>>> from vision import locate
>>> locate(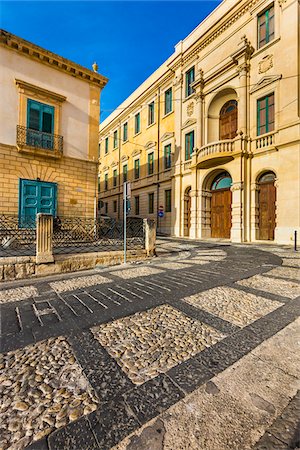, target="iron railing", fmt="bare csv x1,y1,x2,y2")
0,215,145,257
0,215,36,256
53,216,144,254
16,125,63,153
